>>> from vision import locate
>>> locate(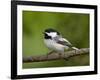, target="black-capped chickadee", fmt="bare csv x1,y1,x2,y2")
43,28,78,56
